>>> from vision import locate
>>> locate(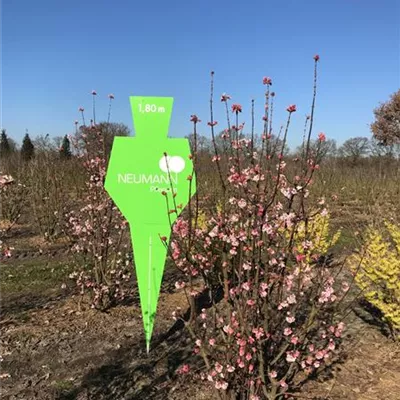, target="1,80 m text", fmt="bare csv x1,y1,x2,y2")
138,104,166,113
